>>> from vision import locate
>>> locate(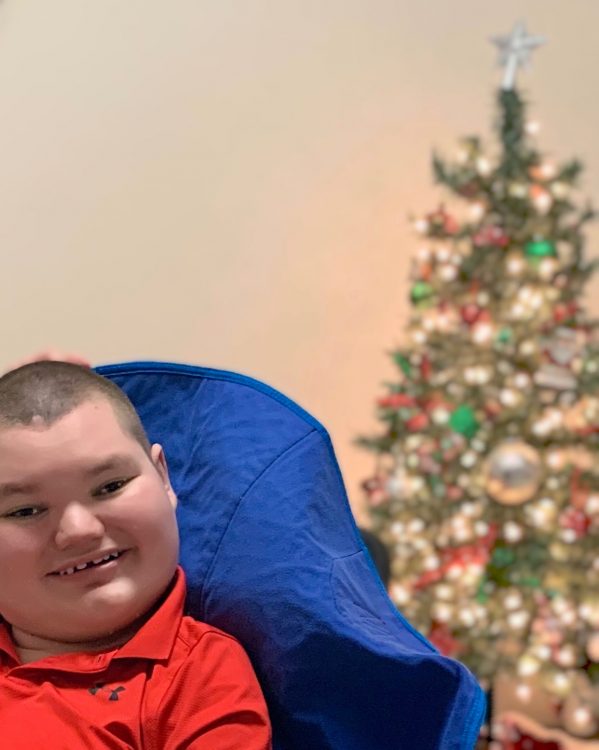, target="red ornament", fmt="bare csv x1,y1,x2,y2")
558,507,590,538
412,569,444,590
553,301,578,324
422,394,451,414
473,225,509,248
441,435,467,462
426,206,459,235
377,393,416,409
441,527,497,570
419,262,433,281
420,355,432,381
443,544,488,570
419,454,441,474
406,413,429,432
484,400,502,419
447,486,464,502
460,303,482,325
570,469,590,510
361,477,388,507
428,623,463,658
456,180,480,199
